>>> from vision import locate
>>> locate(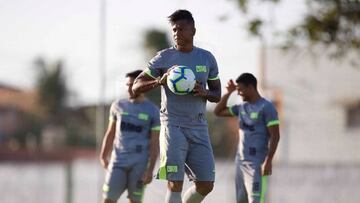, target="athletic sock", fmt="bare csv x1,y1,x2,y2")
182,186,205,203
165,189,182,203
